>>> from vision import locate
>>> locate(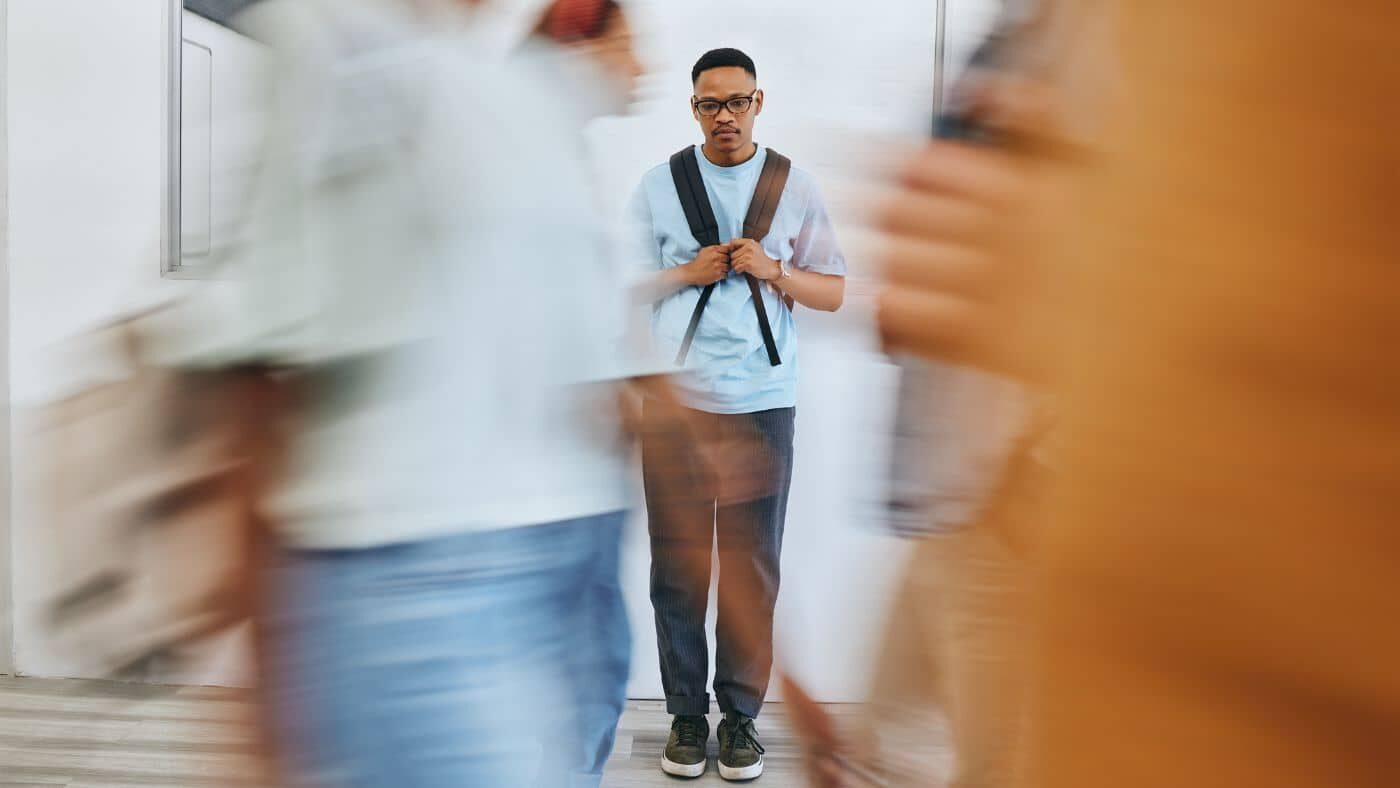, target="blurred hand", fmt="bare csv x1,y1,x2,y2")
730,238,782,281
615,384,645,447
876,79,1068,382
631,376,775,505
780,673,852,788
682,244,731,286
619,375,681,446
